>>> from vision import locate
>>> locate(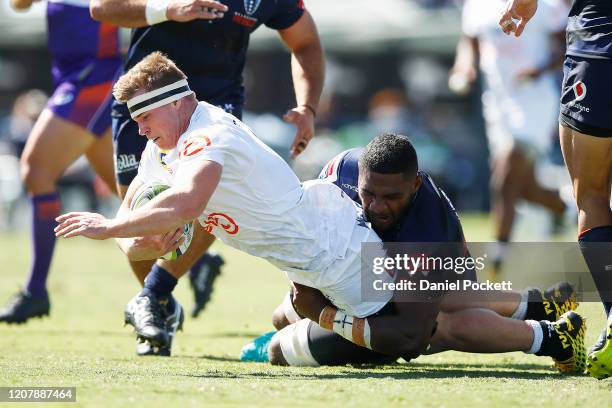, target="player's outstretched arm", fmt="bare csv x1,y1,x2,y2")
278,10,324,159
55,160,221,240
90,0,227,28
499,0,538,37
292,283,438,359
